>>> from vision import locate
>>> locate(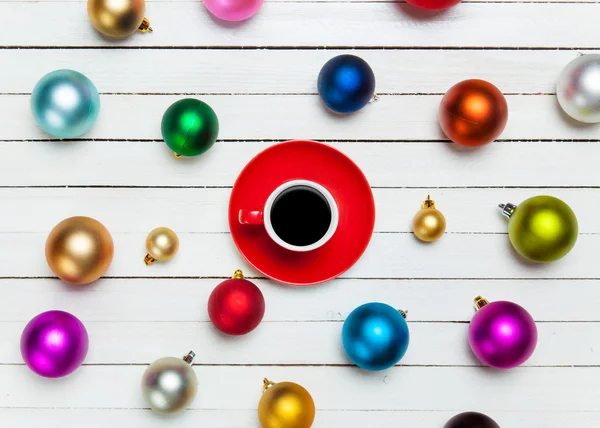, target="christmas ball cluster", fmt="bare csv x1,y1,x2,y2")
15,0,595,426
